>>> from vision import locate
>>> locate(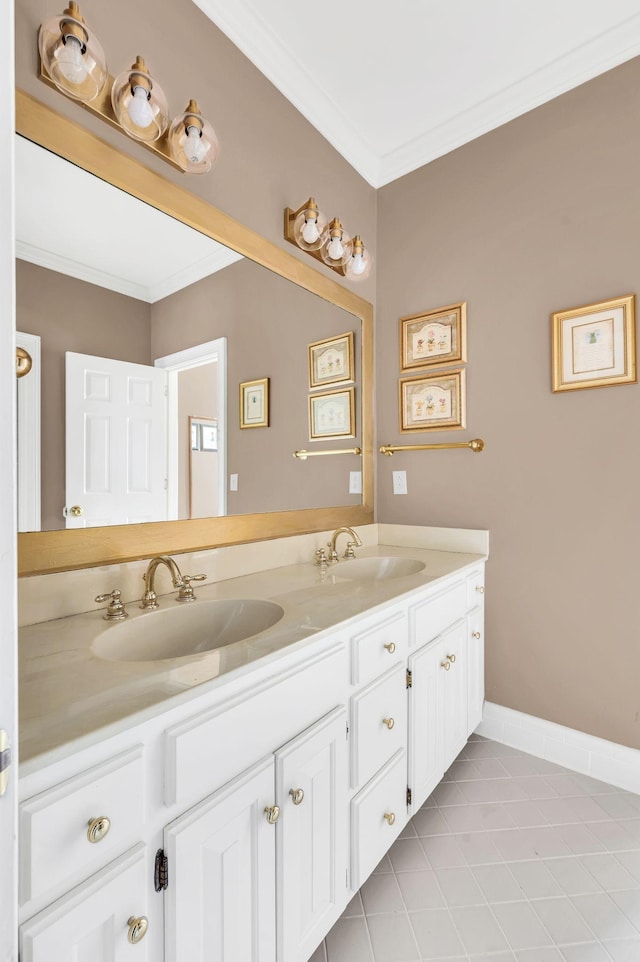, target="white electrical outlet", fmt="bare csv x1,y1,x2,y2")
392,470,407,495
229,473,238,491
349,471,362,494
